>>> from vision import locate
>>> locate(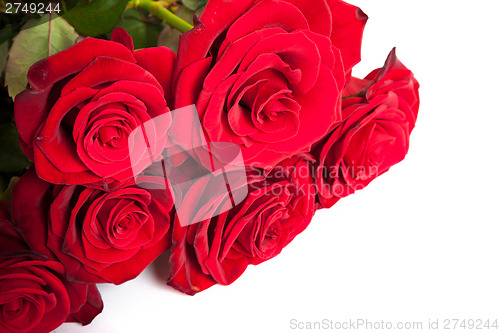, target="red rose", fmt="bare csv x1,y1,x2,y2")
173,0,367,170
14,28,175,190
11,167,173,284
313,49,420,208
0,201,103,333
168,156,316,295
